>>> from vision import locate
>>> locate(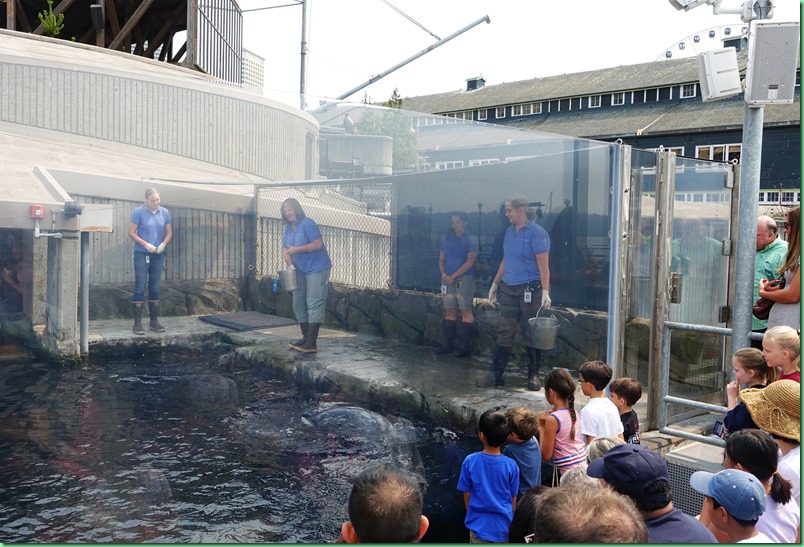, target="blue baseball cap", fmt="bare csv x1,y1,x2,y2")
586,444,669,504
690,469,766,521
